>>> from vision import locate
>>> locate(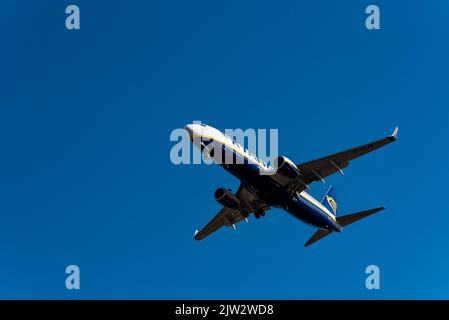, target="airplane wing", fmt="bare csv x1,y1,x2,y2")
297,127,398,185
193,185,269,241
